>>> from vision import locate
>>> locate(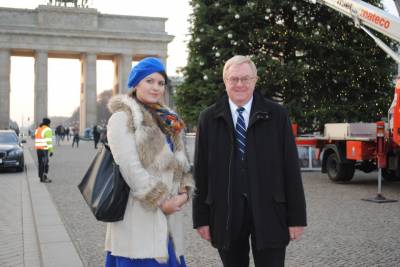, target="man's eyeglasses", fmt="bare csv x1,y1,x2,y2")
226,76,257,85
